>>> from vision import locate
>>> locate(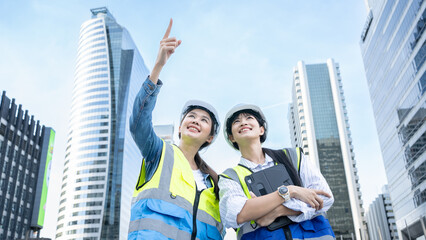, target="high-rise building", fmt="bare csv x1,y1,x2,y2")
154,124,175,144
288,59,366,239
359,0,425,239
0,91,55,240
366,185,399,240
55,7,149,240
